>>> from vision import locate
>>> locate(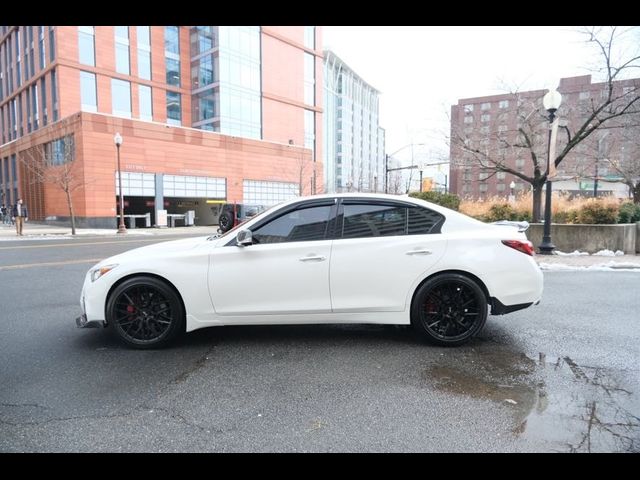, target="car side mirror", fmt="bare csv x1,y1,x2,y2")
236,229,253,247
